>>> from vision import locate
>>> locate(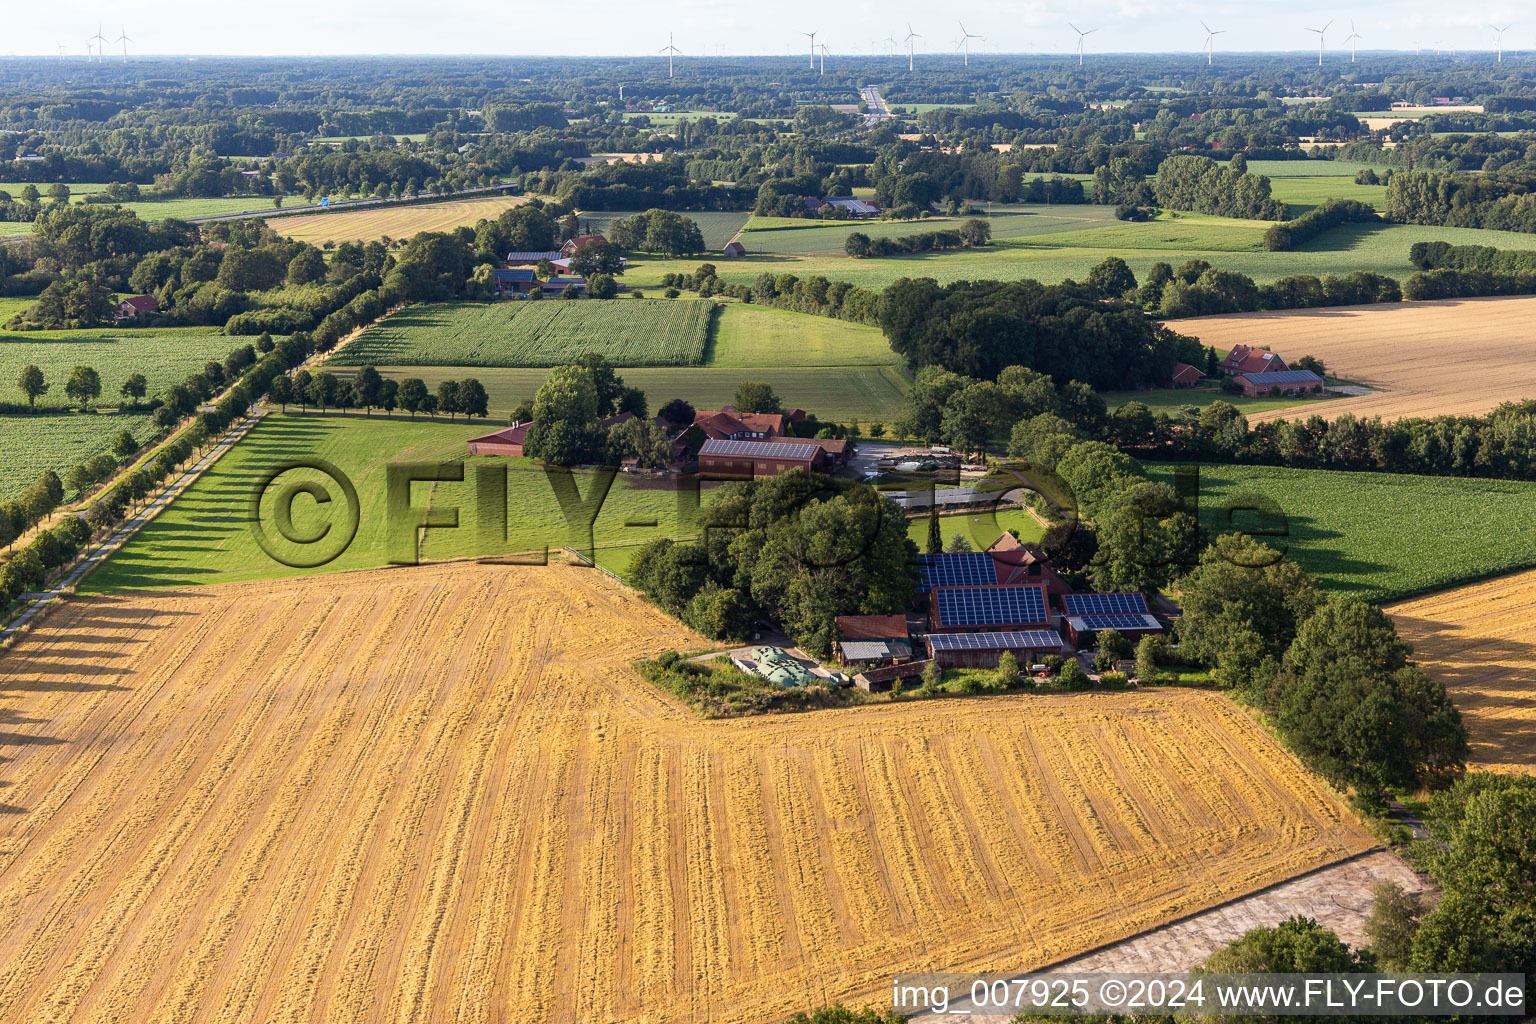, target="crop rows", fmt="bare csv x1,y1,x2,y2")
331,299,714,368
0,328,239,407
0,562,1374,1022
0,410,156,502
